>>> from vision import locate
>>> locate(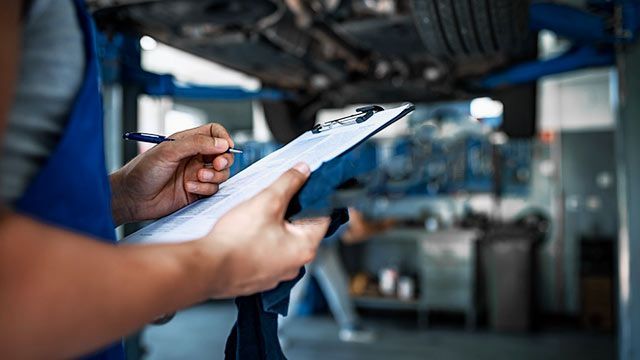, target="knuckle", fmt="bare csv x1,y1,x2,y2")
262,190,283,210
210,123,229,137
196,135,212,149
265,200,280,215
301,247,317,264
269,196,285,213
282,270,299,281
170,129,188,139
287,169,305,186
